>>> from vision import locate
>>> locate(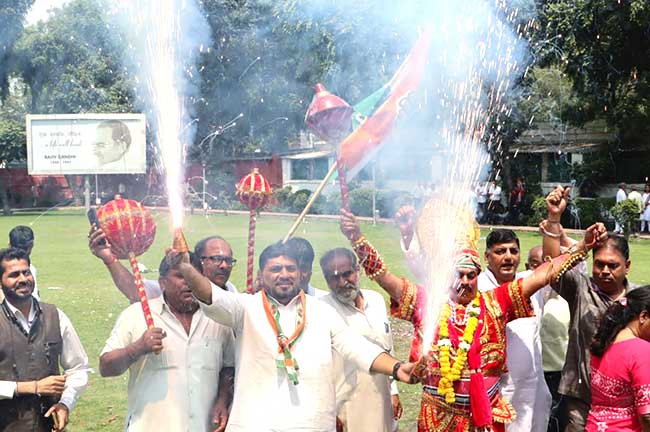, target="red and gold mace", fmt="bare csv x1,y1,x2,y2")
236,168,273,293
97,198,157,328
305,83,353,210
